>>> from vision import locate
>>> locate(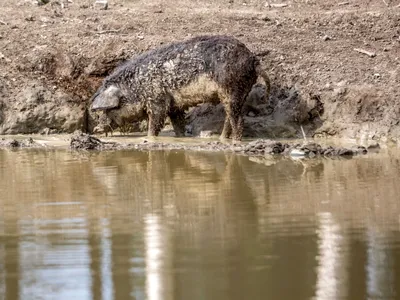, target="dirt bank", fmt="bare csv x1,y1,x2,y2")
0,0,399,141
